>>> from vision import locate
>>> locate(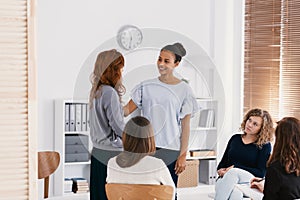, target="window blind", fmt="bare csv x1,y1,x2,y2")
0,0,37,199
244,0,300,121
280,0,300,119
